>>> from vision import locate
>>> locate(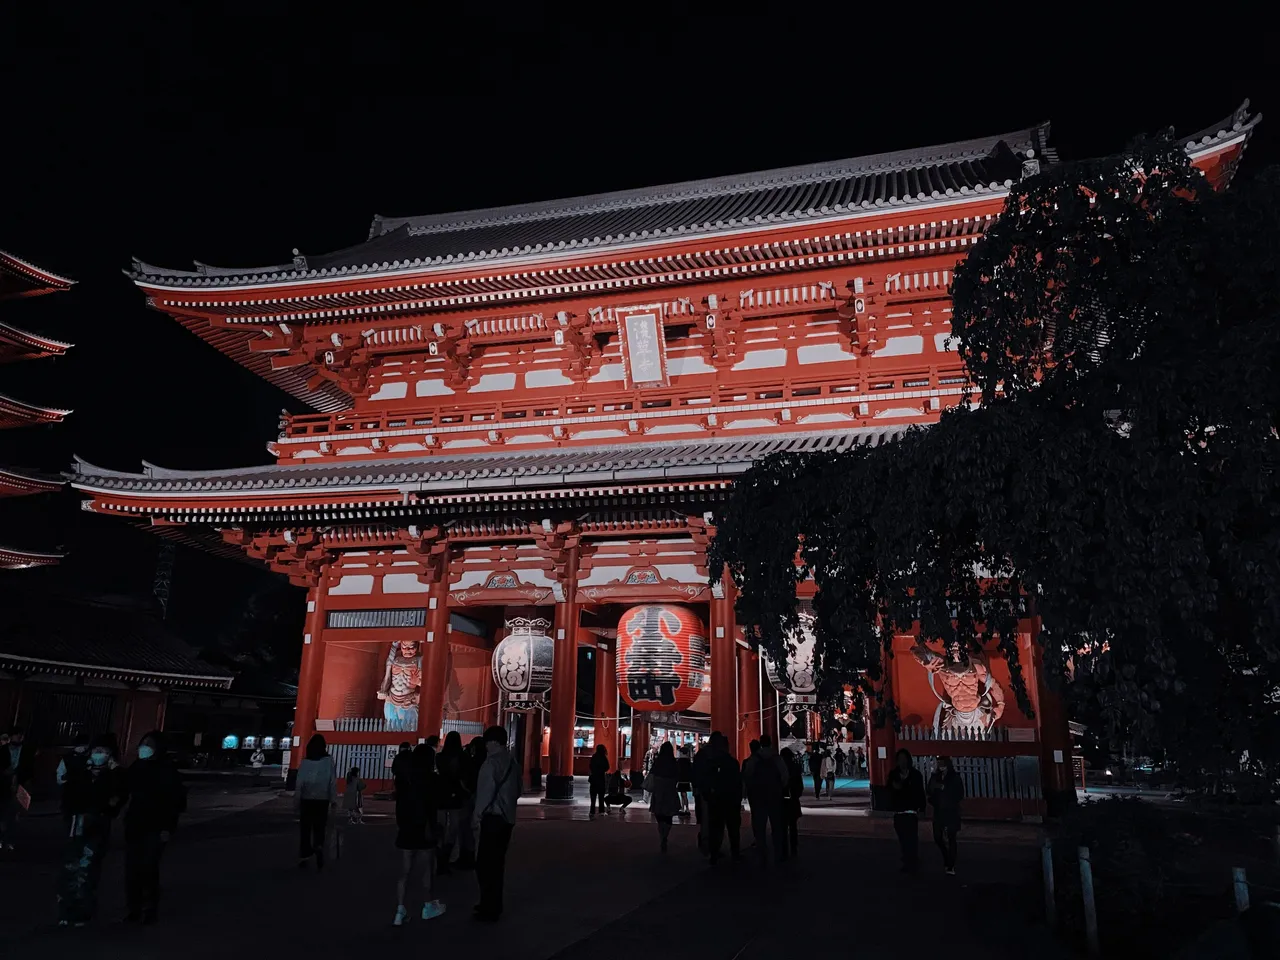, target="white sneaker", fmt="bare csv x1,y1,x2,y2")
393,905,409,926
421,900,447,921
